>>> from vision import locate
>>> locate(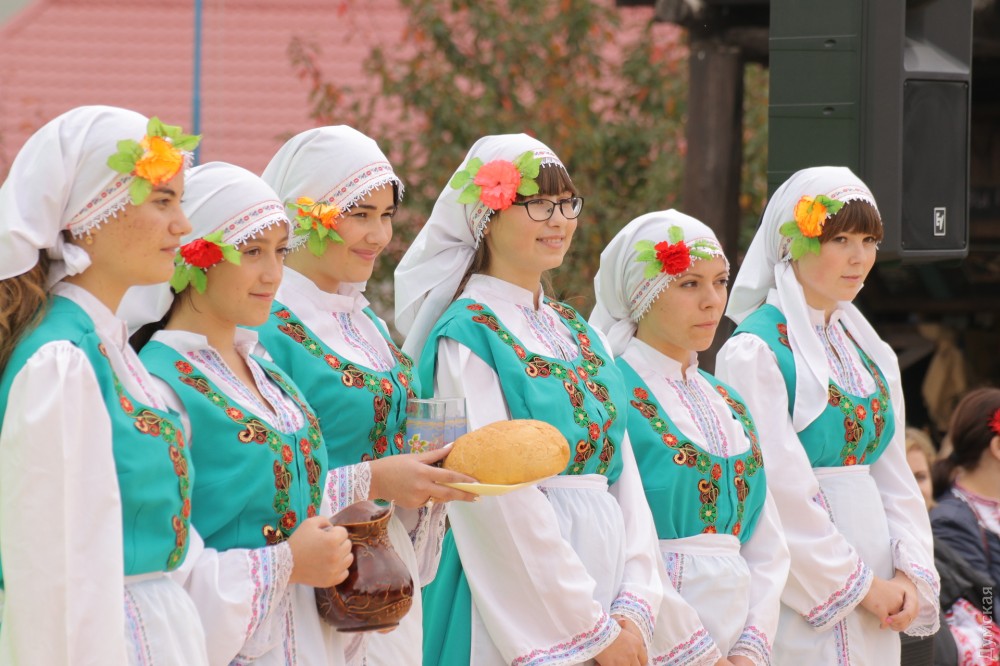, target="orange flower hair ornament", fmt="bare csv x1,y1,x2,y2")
287,197,342,257
449,150,543,211
634,225,717,280
779,194,845,259
107,117,201,205
170,230,241,293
